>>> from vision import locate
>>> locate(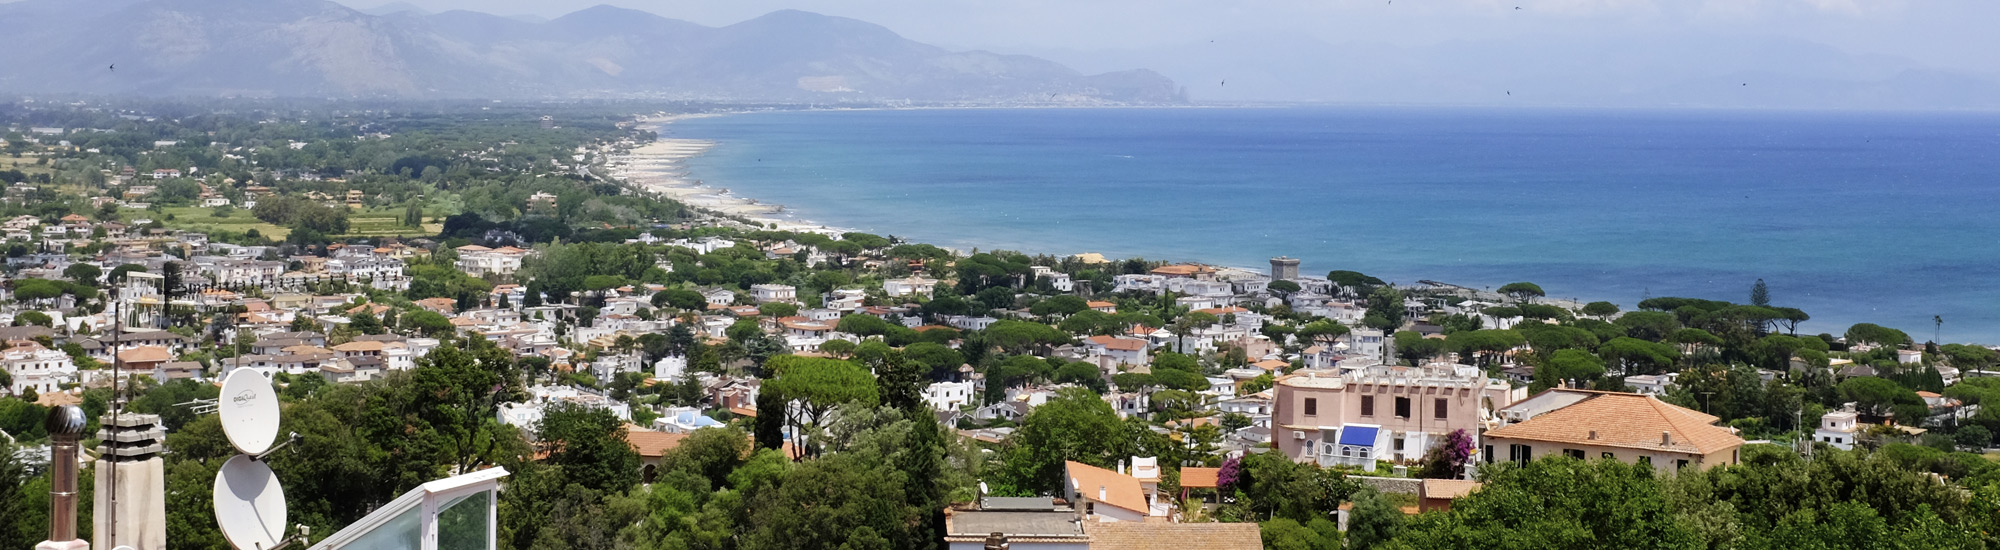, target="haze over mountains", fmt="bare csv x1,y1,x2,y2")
1030,30,2000,110
0,0,1182,103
